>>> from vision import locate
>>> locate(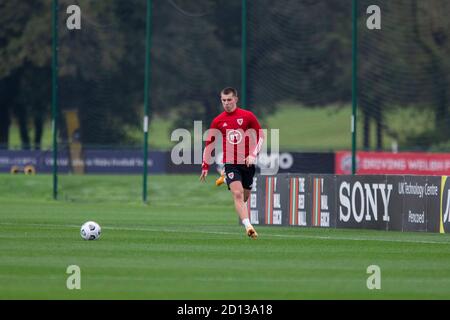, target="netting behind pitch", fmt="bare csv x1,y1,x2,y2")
358,0,450,152
57,0,146,202
150,0,240,132
150,0,240,173
56,0,240,200
247,0,353,151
